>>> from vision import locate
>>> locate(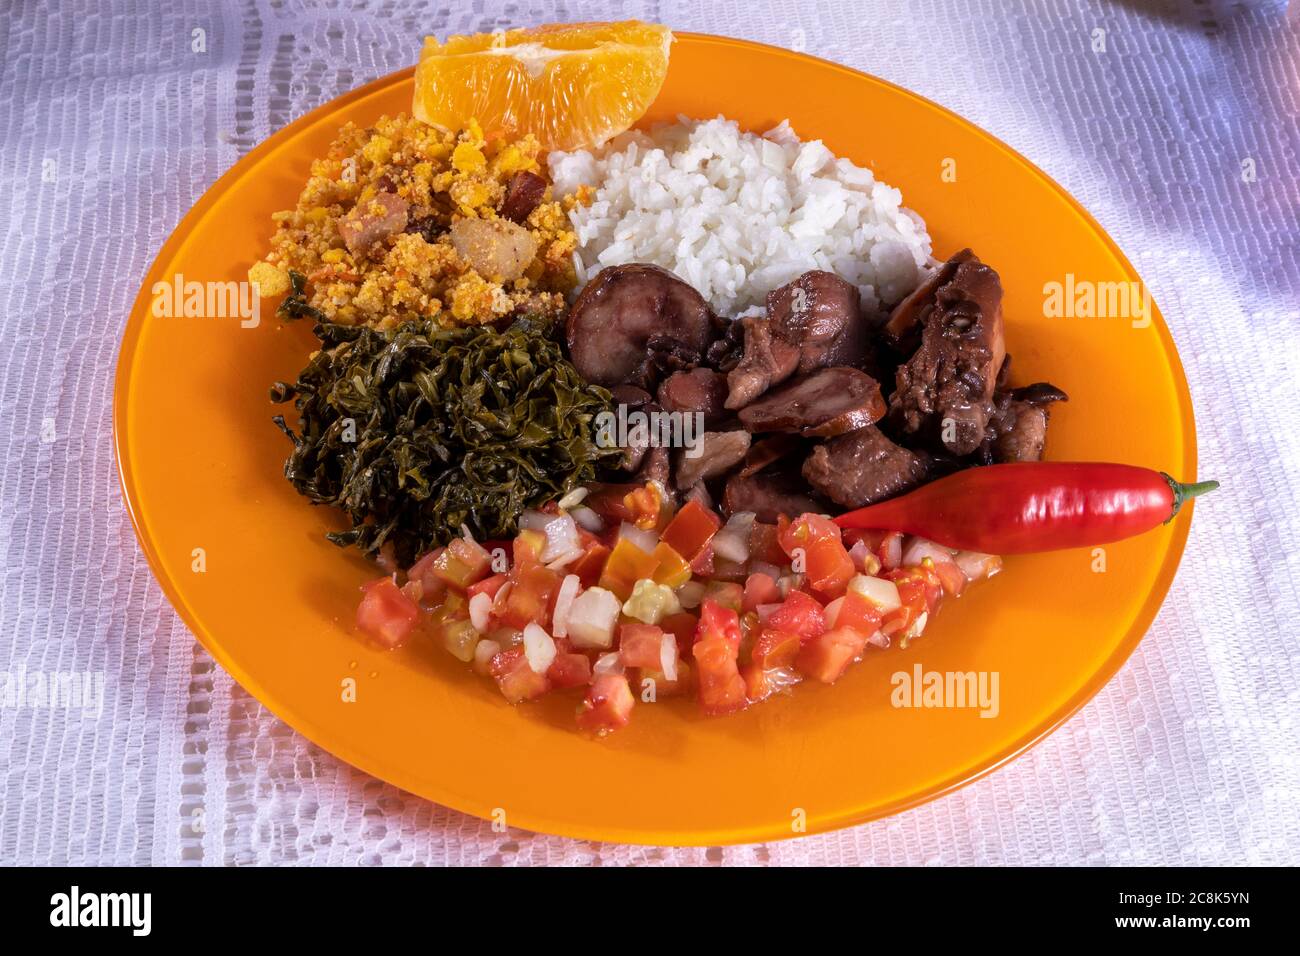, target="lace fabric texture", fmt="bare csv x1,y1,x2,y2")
0,0,1297,865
